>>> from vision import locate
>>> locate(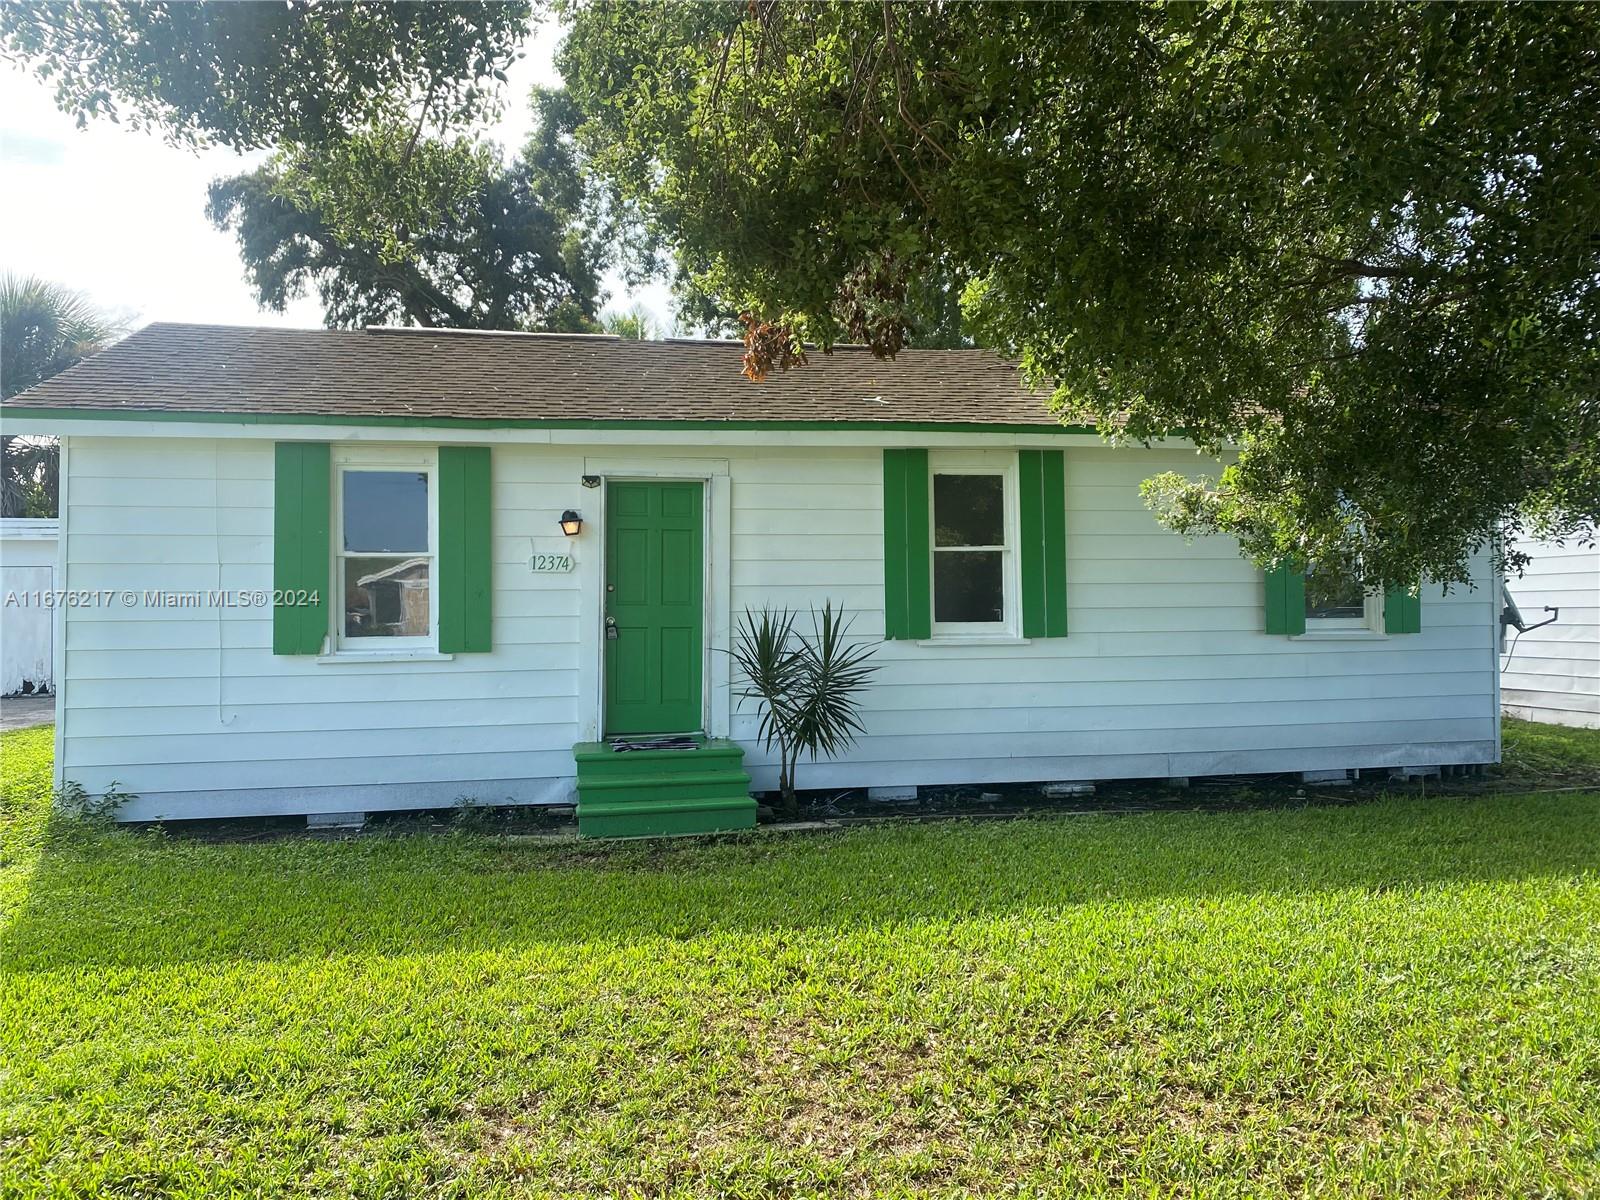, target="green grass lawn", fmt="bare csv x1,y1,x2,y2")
1502,715,1600,784
3,722,1600,1198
